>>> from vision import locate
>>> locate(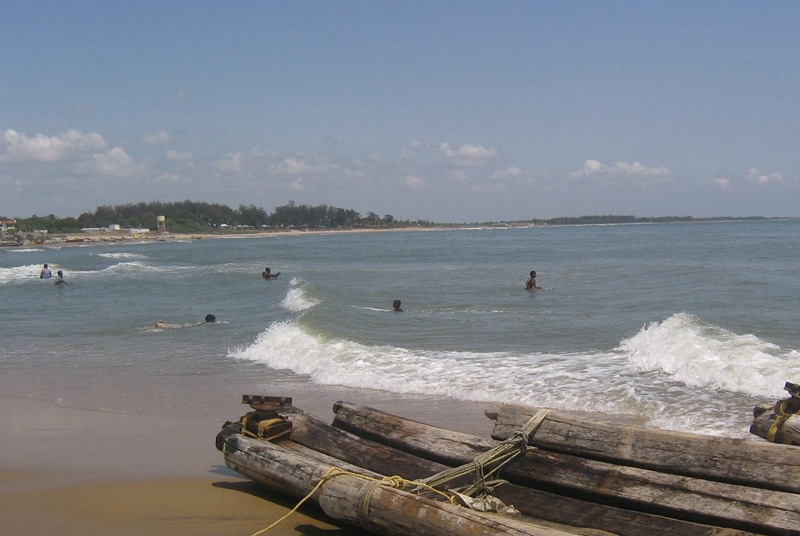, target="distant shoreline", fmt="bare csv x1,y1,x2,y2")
12,216,794,249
